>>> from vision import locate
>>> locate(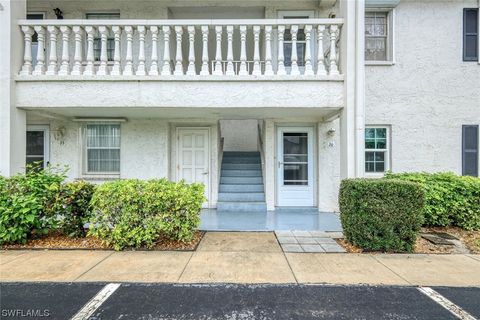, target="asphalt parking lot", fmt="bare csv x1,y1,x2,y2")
1,283,479,320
